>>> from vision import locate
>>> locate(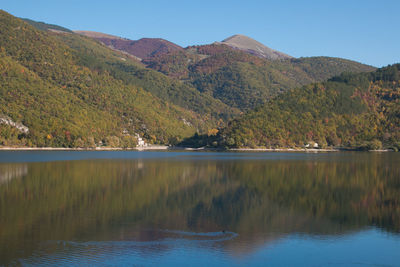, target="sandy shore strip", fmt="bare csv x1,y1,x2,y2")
230,148,340,152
